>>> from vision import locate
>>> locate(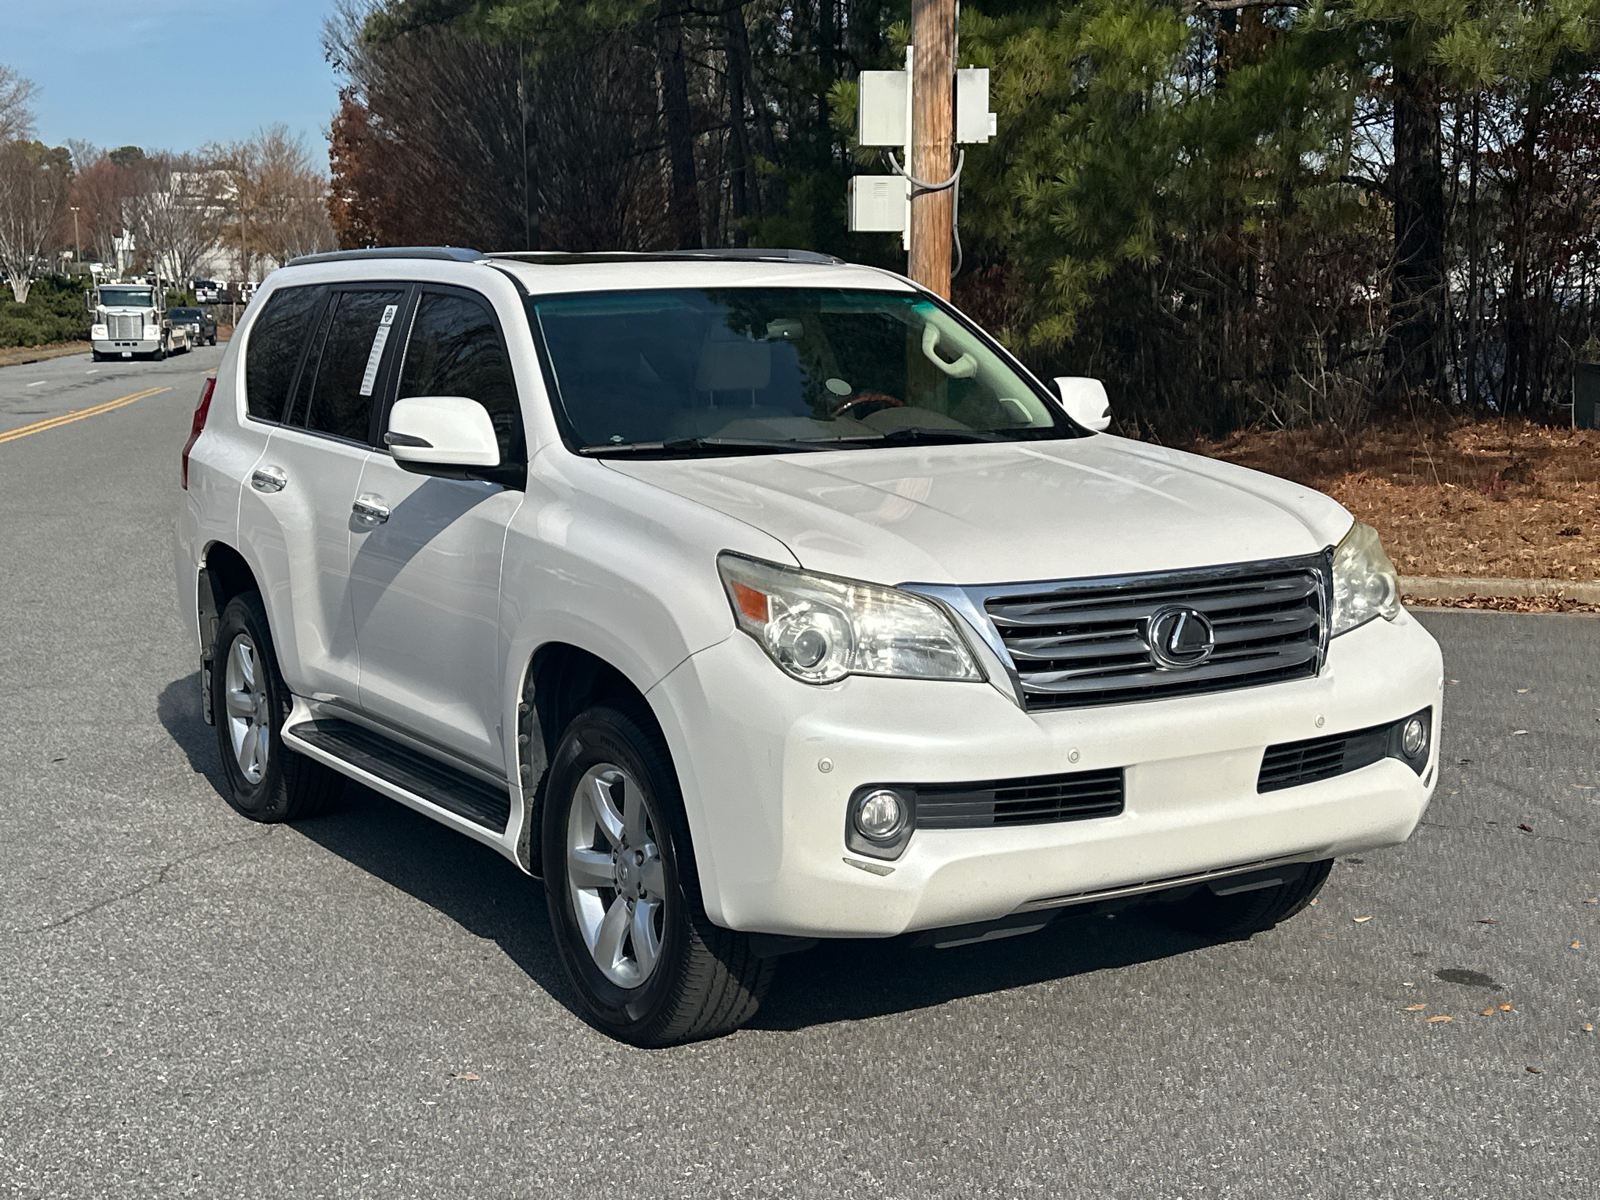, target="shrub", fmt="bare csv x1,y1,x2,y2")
0,276,90,347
